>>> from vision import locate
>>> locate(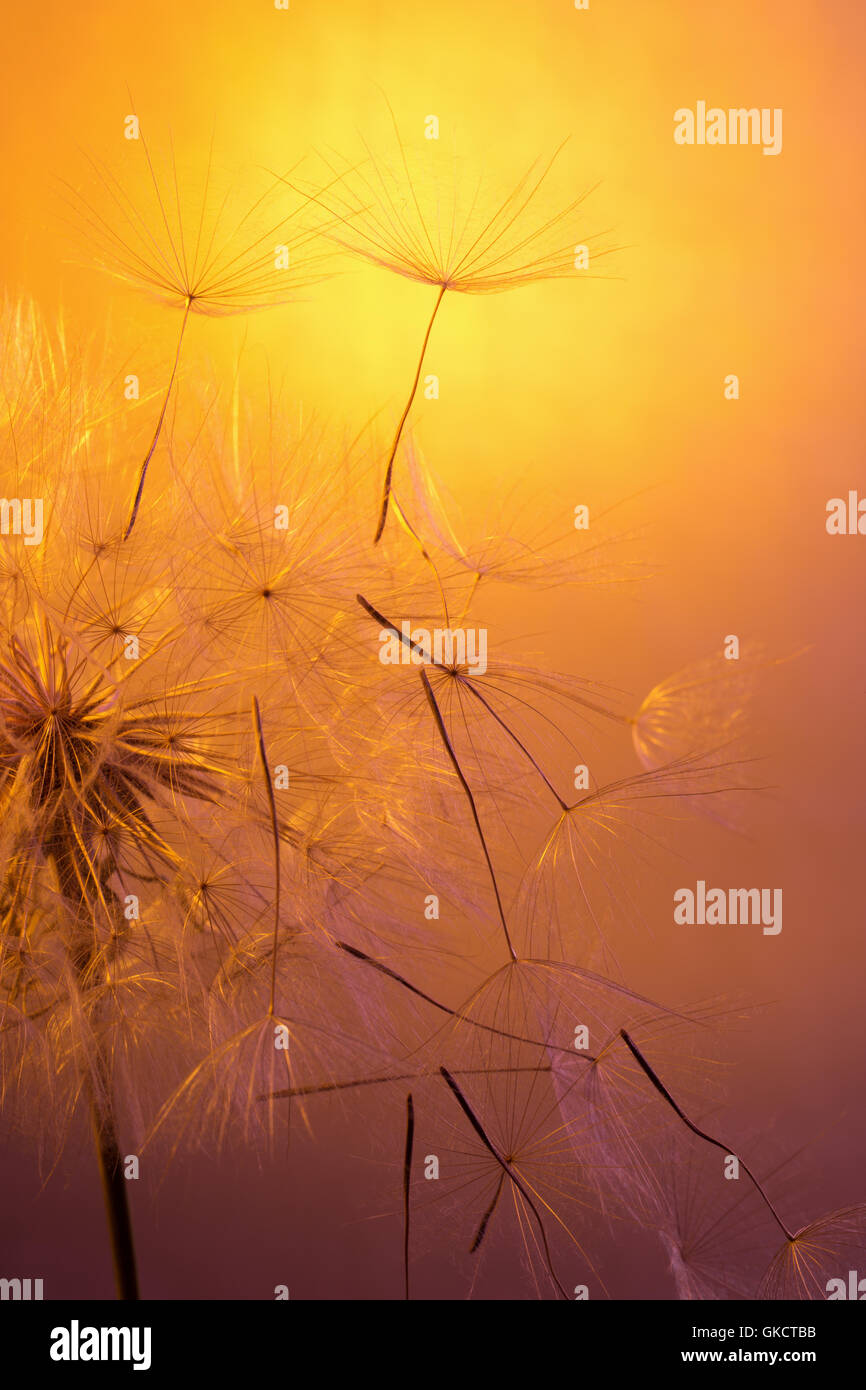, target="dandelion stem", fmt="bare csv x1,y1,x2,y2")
374,283,446,544
88,1087,140,1300
260,1065,554,1102
356,592,566,807
619,1030,795,1242
403,1093,414,1300
56,850,140,1298
252,695,281,1015
439,1066,569,1298
356,593,428,660
471,1173,505,1254
419,668,517,961
356,596,518,960
69,953,139,1299
461,679,568,811
456,572,482,628
391,494,451,627
123,298,192,540
334,941,592,1057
